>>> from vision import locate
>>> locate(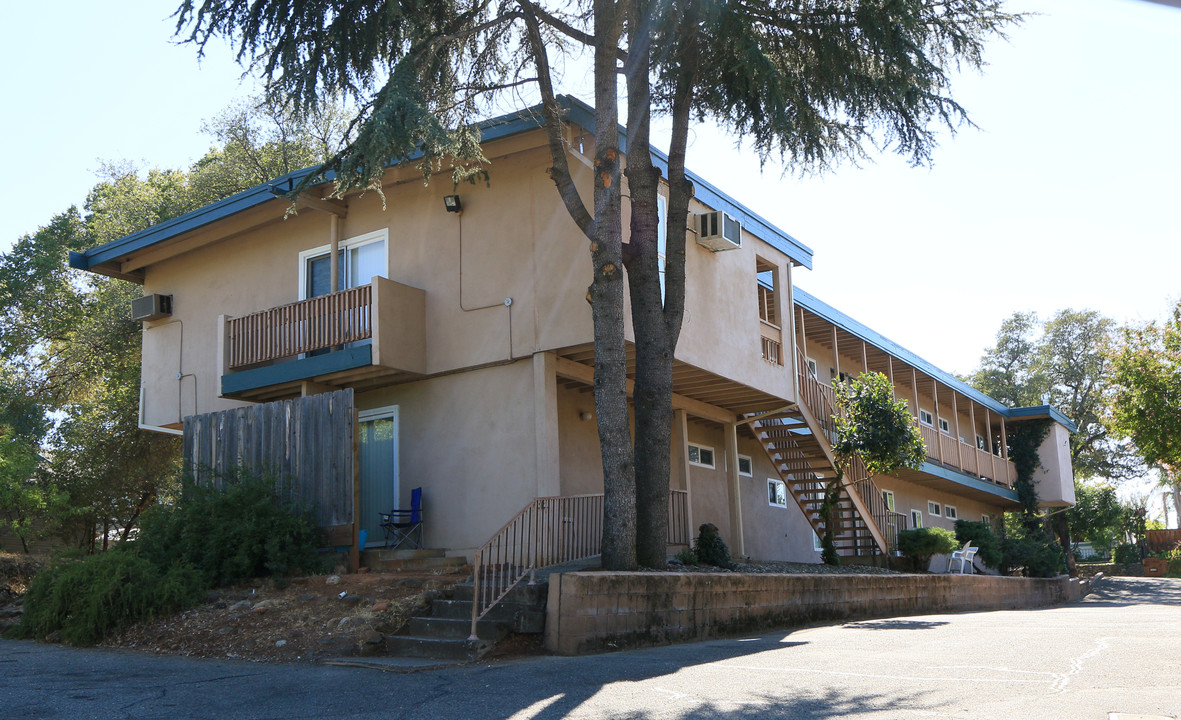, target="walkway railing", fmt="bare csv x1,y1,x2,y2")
469,490,690,640
226,285,372,369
